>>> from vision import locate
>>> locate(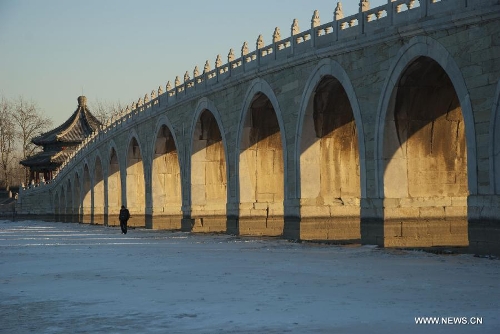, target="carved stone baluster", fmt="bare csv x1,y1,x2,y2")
184,71,190,83
335,2,344,20
360,0,370,12
166,81,172,92
203,60,211,74
215,54,222,67
311,10,320,28
194,66,201,84
174,76,180,87
291,18,300,36
158,85,163,96
273,27,281,43
256,35,264,49
241,41,249,63
228,48,235,62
